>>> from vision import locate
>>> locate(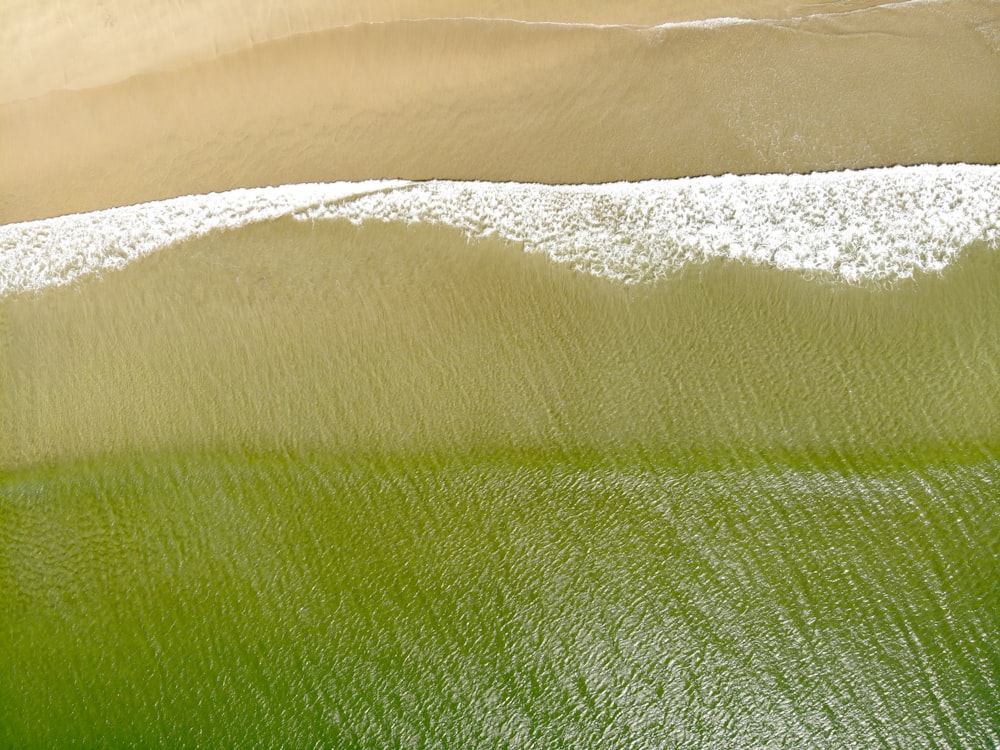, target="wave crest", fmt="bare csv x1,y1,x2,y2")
1,164,997,294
